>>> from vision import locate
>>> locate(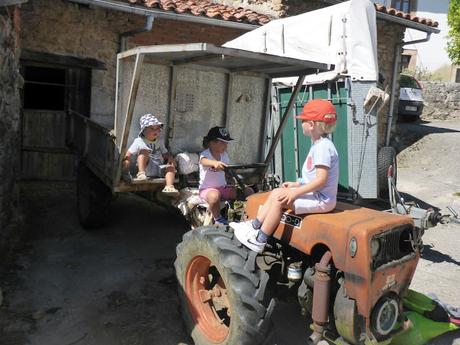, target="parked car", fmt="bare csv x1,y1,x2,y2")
398,74,424,119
